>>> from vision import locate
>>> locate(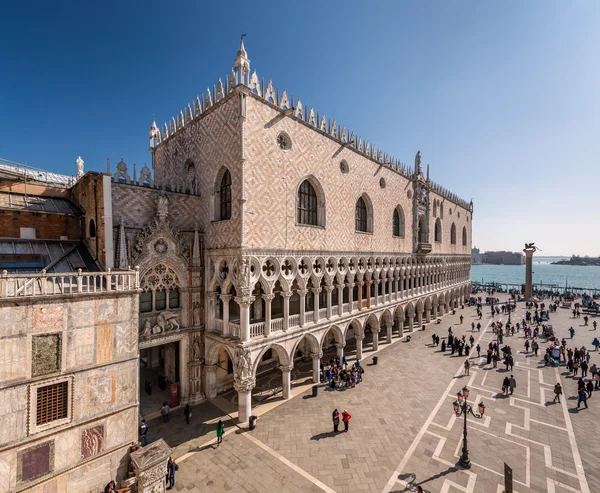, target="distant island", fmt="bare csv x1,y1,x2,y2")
552,255,600,266
471,247,524,265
